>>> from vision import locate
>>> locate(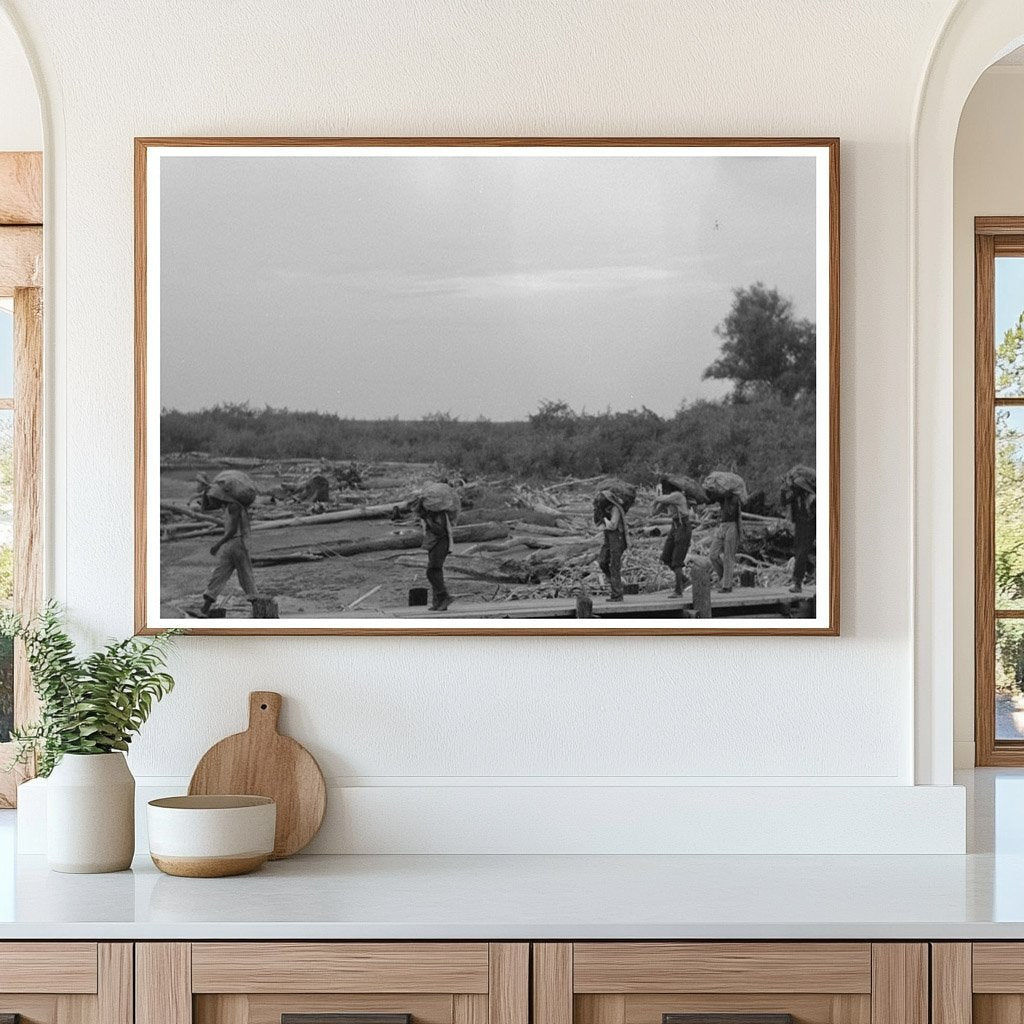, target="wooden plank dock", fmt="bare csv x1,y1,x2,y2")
351,585,815,620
